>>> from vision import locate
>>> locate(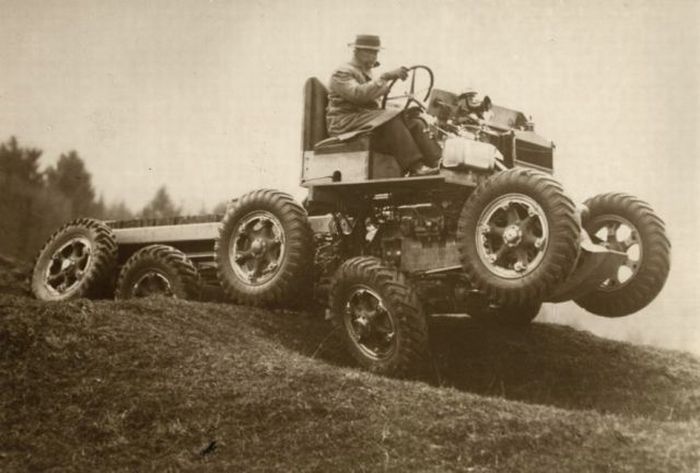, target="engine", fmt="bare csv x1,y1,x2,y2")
309,189,468,280
368,200,463,273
